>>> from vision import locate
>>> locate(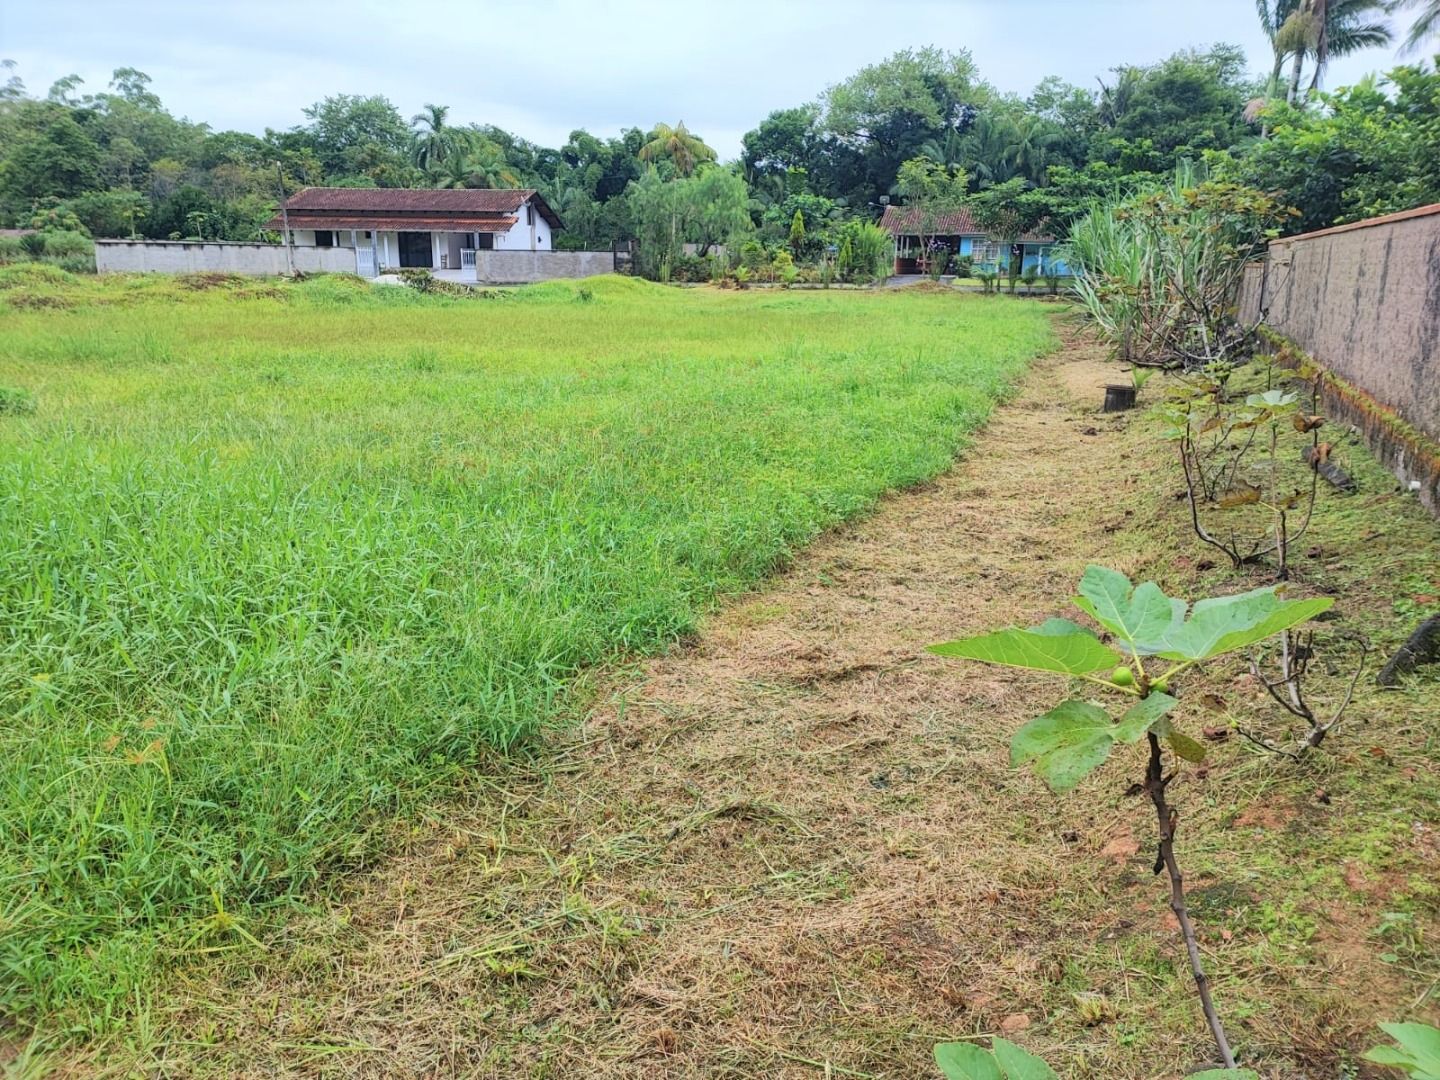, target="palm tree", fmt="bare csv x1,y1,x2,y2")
1393,0,1440,52
1267,0,1392,104
433,141,520,190
412,104,459,173
918,128,968,171
637,121,716,177
958,112,1017,185
1003,115,1063,185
